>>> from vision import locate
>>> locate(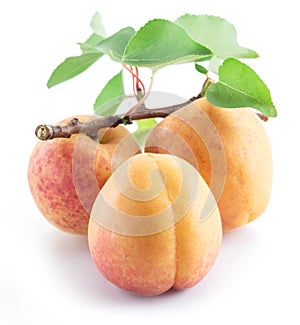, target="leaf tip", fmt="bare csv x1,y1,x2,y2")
46,76,55,89
269,106,278,117
90,11,106,37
